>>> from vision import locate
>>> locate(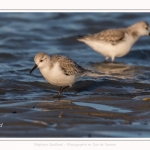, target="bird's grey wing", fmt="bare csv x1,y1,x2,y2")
53,55,86,76
79,29,126,45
